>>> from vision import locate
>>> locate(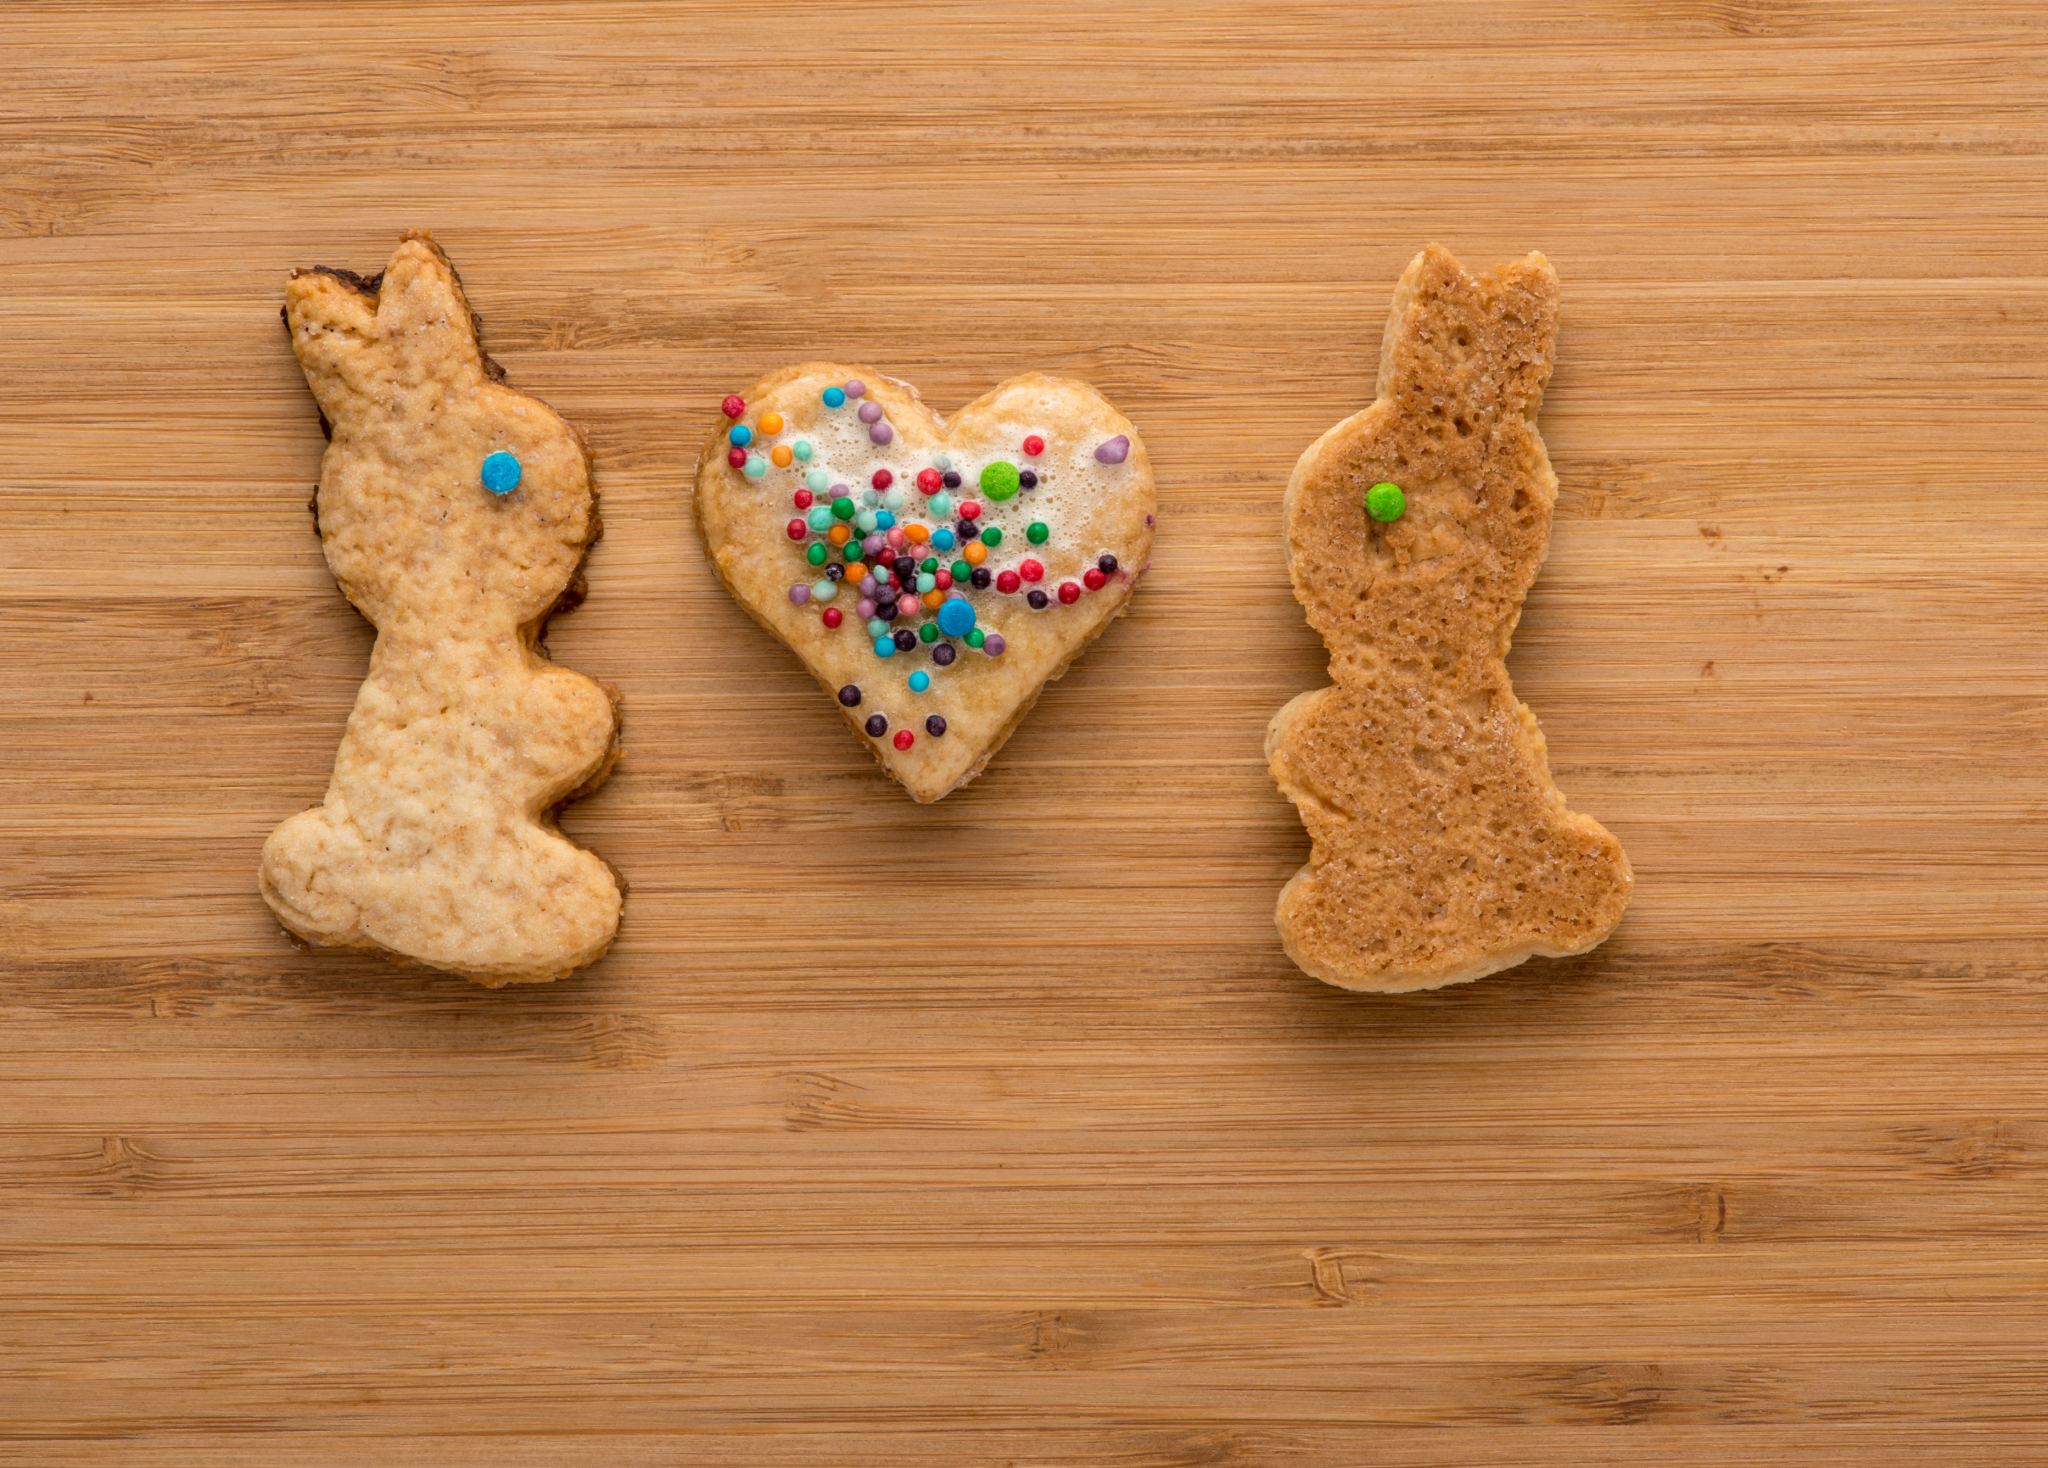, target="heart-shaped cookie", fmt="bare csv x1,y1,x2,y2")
695,364,1155,801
